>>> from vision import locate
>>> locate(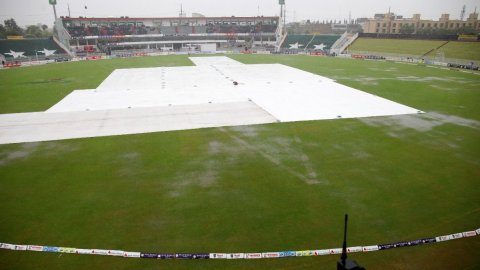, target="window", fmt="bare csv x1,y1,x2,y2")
427,23,431,27
376,29,379,33
393,23,396,27
440,23,443,27
382,29,386,33
434,23,437,27
392,29,396,33
377,23,380,27
399,23,403,27
450,23,454,27
383,23,386,27
421,23,425,27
